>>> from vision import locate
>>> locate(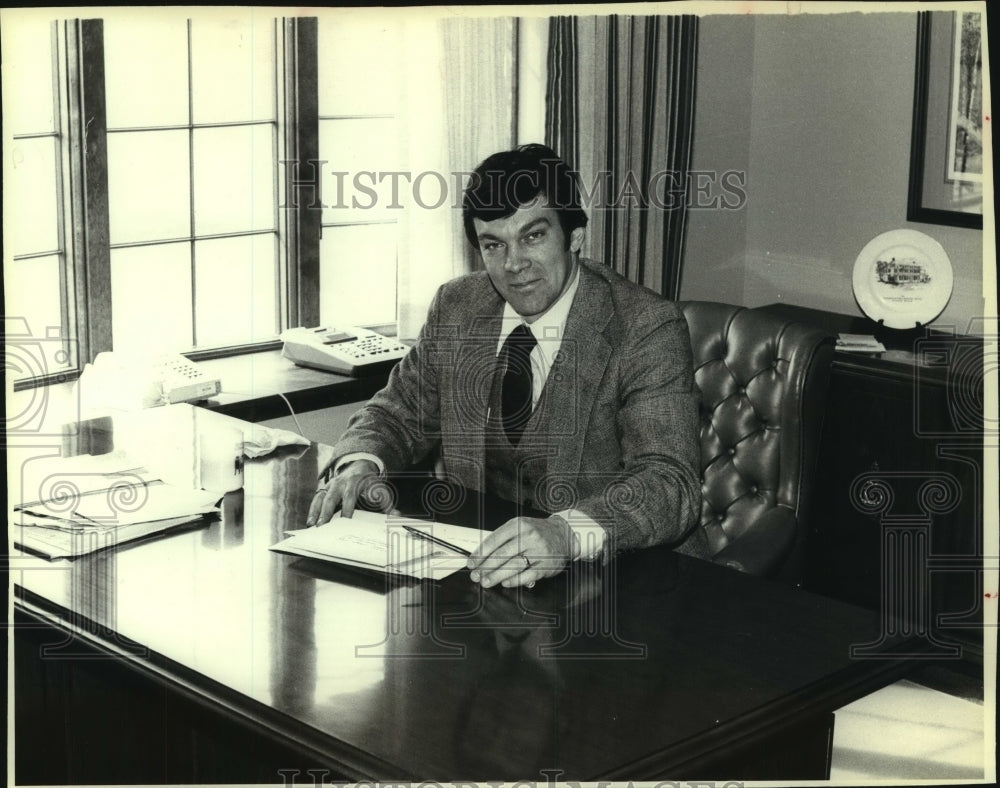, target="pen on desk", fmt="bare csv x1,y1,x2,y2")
14,505,106,527
402,525,471,557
